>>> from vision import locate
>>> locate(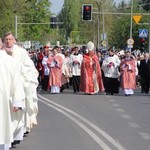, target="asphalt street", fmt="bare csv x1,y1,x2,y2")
16,88,150,150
